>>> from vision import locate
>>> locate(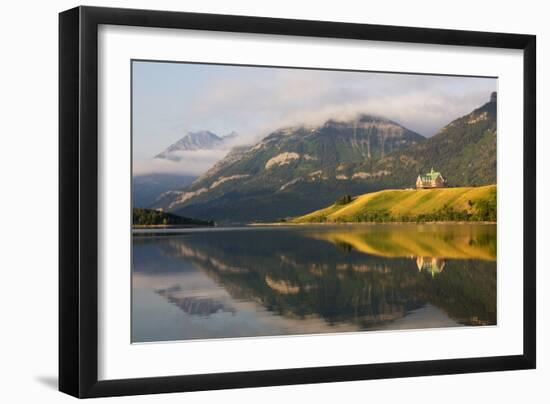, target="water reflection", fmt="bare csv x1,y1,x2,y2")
416,256,446,276
132,224,496,342
307,224,496,260
155,285,236,316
